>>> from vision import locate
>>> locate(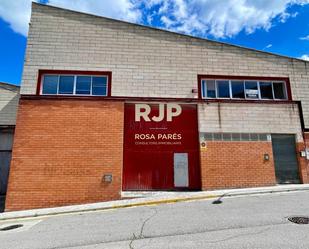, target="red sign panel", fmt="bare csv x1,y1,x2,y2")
123,103,201,190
